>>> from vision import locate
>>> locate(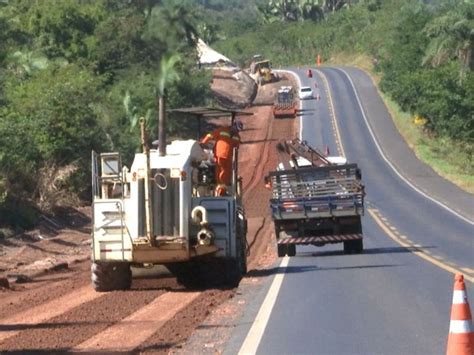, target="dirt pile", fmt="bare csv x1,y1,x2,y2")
210,68,258,109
